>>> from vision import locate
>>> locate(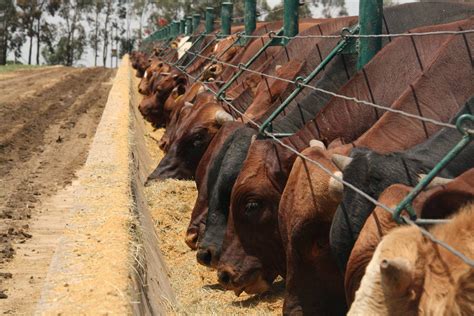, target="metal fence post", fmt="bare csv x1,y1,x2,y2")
357,0,383,69
180,19,186,34
282,0,299,45
205,7,214,34
244,0,256,37
192,13,201,33
221,2,233,36
186,16,193,35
